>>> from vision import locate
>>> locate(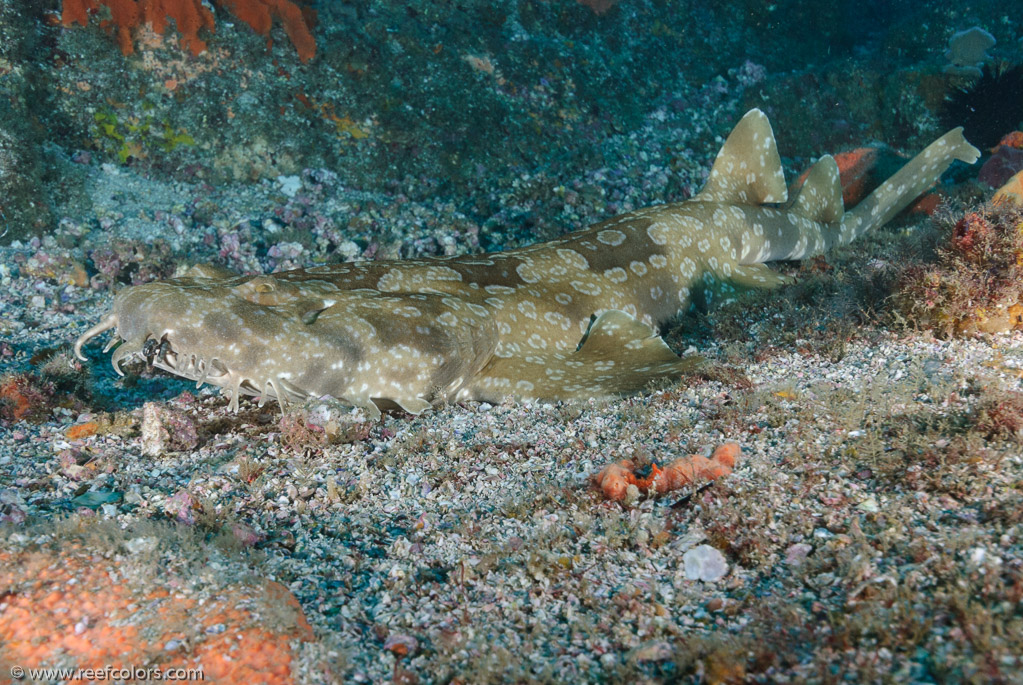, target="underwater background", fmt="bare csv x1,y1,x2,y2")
1,0,1020,257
